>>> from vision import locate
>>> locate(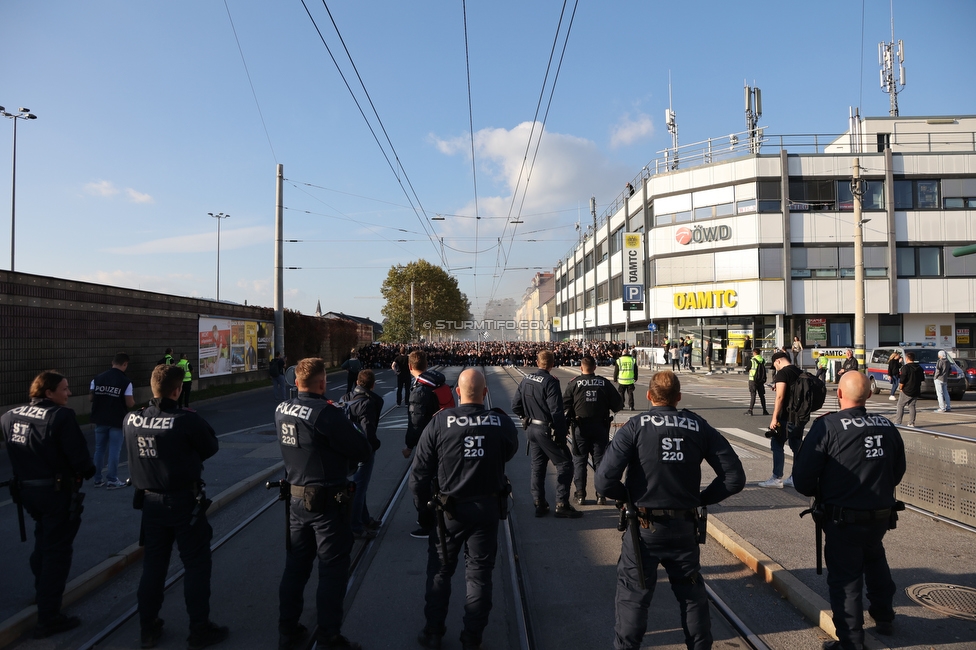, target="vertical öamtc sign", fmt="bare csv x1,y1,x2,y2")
623,232,644,300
